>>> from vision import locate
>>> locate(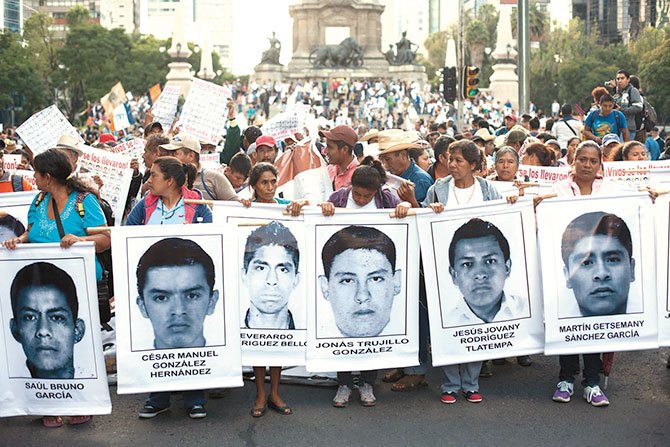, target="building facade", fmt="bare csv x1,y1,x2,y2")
1,0,23,32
